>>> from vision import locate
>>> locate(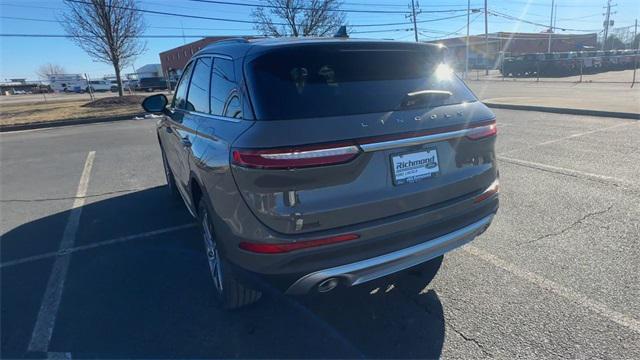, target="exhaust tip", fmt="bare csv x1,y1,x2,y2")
317,278,340,293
